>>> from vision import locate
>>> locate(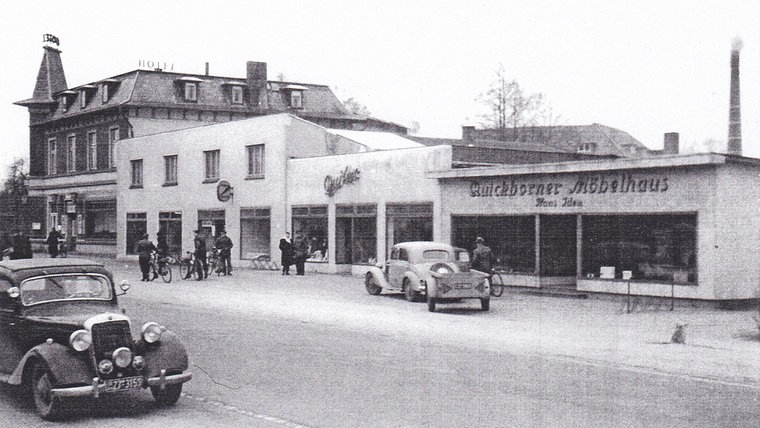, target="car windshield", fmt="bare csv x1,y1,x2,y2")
20,274,112,306
422,250,451,262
